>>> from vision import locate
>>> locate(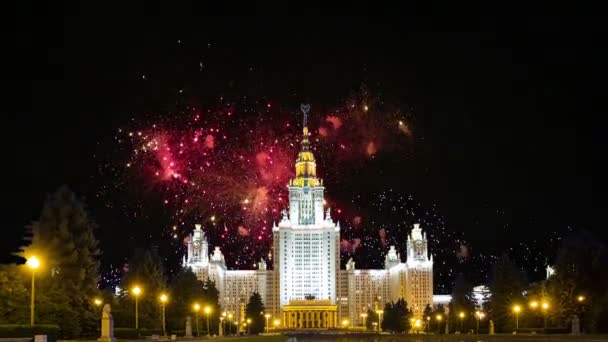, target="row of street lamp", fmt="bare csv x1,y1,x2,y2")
23,256,589,334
